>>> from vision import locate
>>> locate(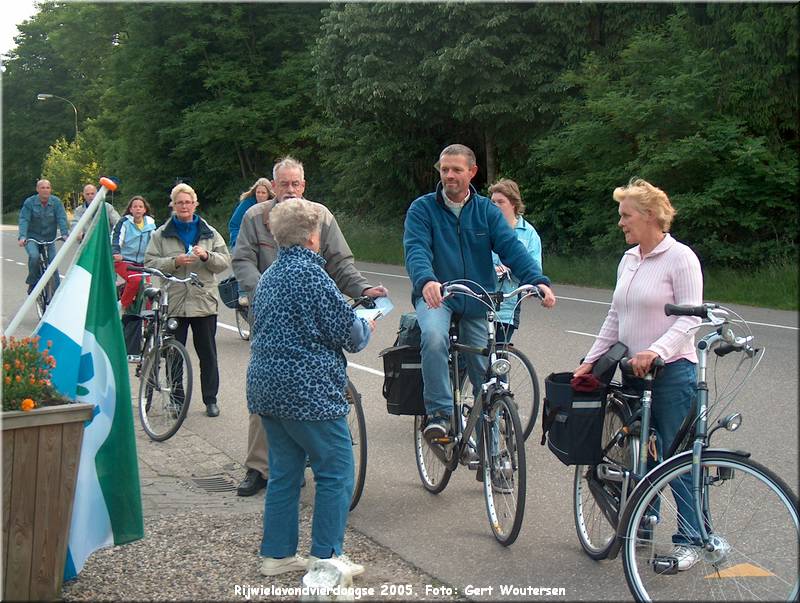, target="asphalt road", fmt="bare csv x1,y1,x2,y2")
2,226,797,600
